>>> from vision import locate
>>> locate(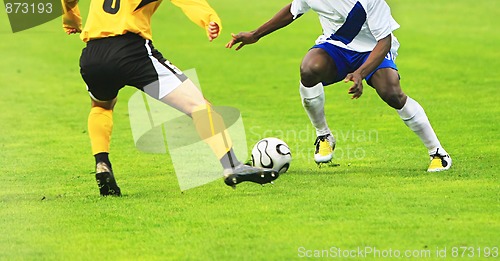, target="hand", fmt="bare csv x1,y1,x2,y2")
207,21,220,42
225,31,258,50
63,16,81,35
344,72,364,99
64,27,81,35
